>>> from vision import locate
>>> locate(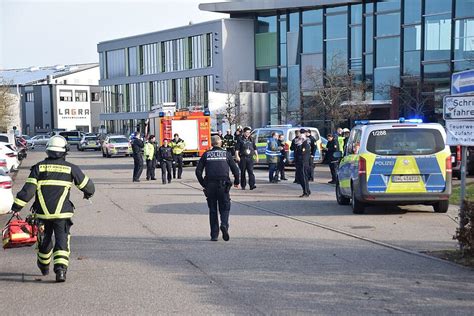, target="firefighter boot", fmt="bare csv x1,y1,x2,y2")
37,262,49,276
56,269,67,283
